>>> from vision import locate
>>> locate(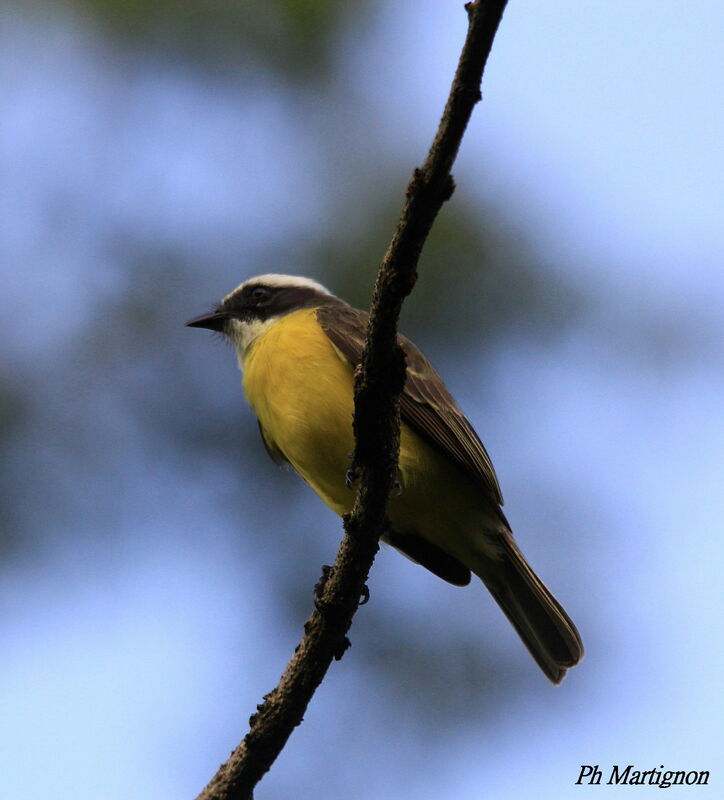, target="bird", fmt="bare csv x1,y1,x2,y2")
186,274,583,683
